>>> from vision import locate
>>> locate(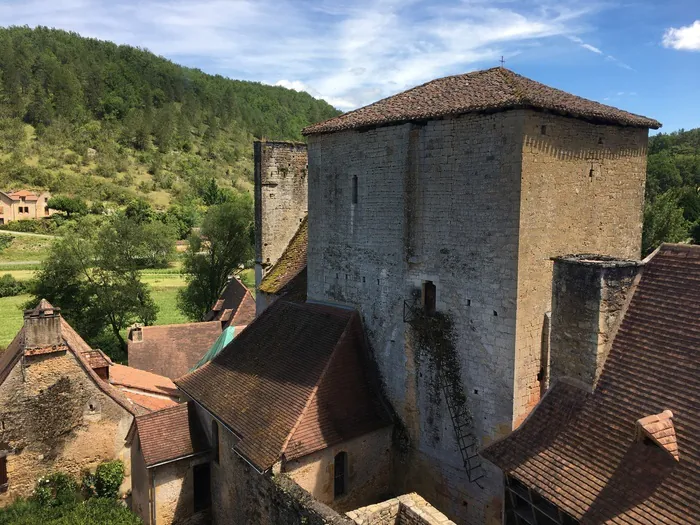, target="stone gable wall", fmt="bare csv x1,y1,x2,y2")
347,493,456,525
0,349,133,505
513,113,648,426
254,140,308,313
